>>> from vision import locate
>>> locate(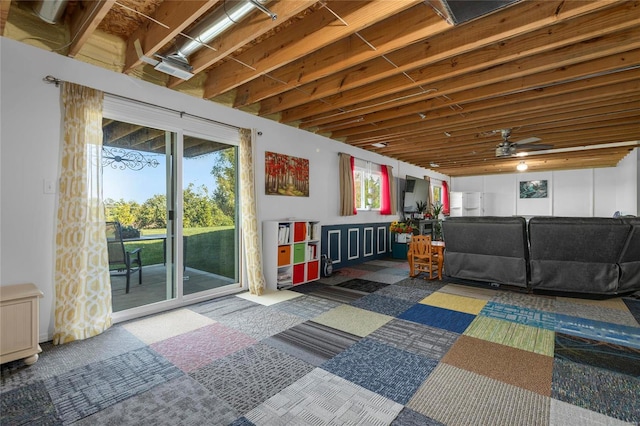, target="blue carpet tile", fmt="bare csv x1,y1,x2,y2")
2,259,640,425
552,357,640,423
555,313,640,349
321,338,438,405
399,303,476,334
391,407,444,426
480,301,556,330
554,332,640,377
